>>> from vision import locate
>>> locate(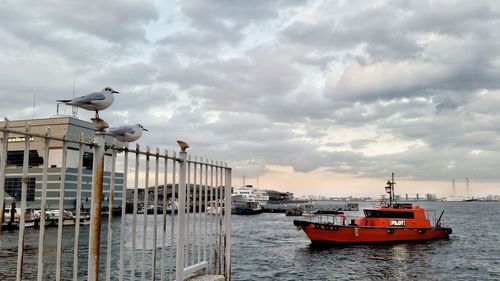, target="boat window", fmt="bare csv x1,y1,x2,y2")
364,210,414,219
